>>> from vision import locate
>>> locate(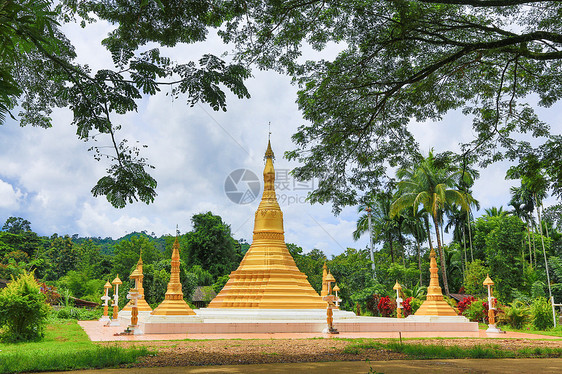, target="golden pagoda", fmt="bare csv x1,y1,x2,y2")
414,248,458,316
122,253,152,313
208,140,326,309
150,236,196,315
